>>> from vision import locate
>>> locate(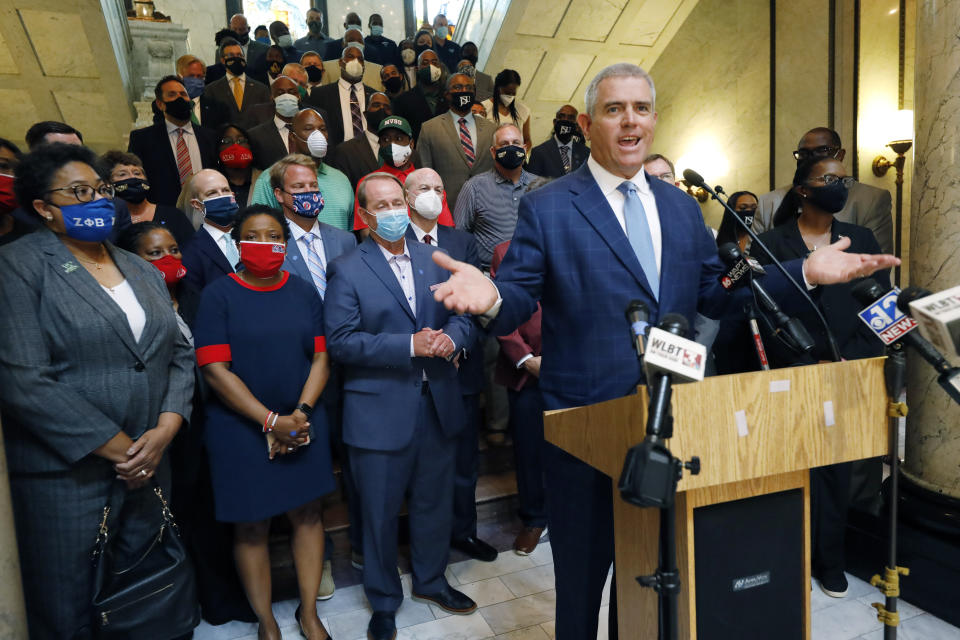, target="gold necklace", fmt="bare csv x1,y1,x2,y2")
74,247,109,271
